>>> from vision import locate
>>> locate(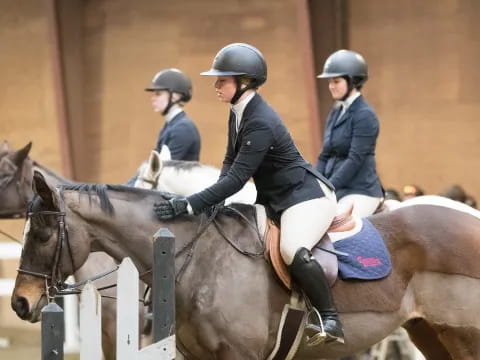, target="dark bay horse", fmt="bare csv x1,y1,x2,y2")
0,142,120,360
12,172,480,359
